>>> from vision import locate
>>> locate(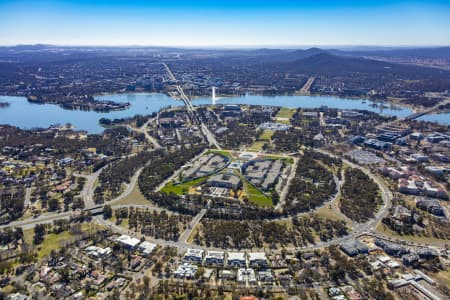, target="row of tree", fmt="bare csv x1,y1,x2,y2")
195,214,347,249
113,207,192,241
